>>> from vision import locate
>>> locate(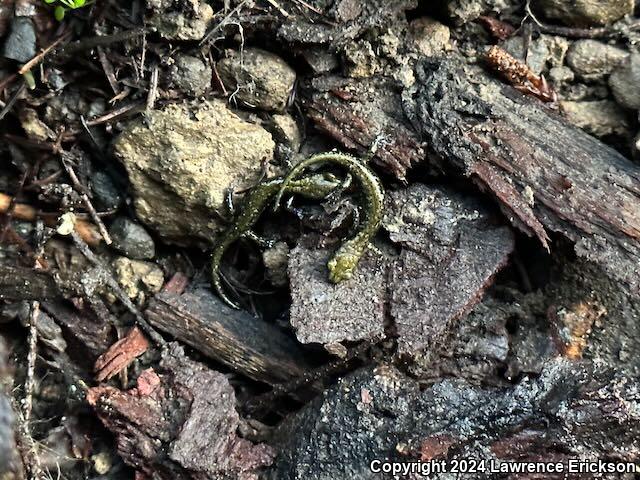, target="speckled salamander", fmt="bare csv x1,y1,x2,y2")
212,172,342,309
273,152,385,283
